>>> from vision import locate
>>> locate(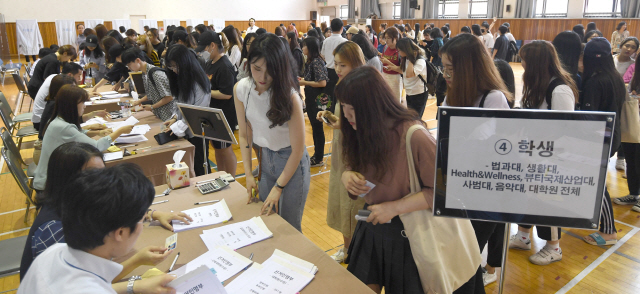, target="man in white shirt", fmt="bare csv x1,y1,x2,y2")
18,165,176,294
320,18,347,112
246,18,259,34
31,63,84,130
482,23,494,52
